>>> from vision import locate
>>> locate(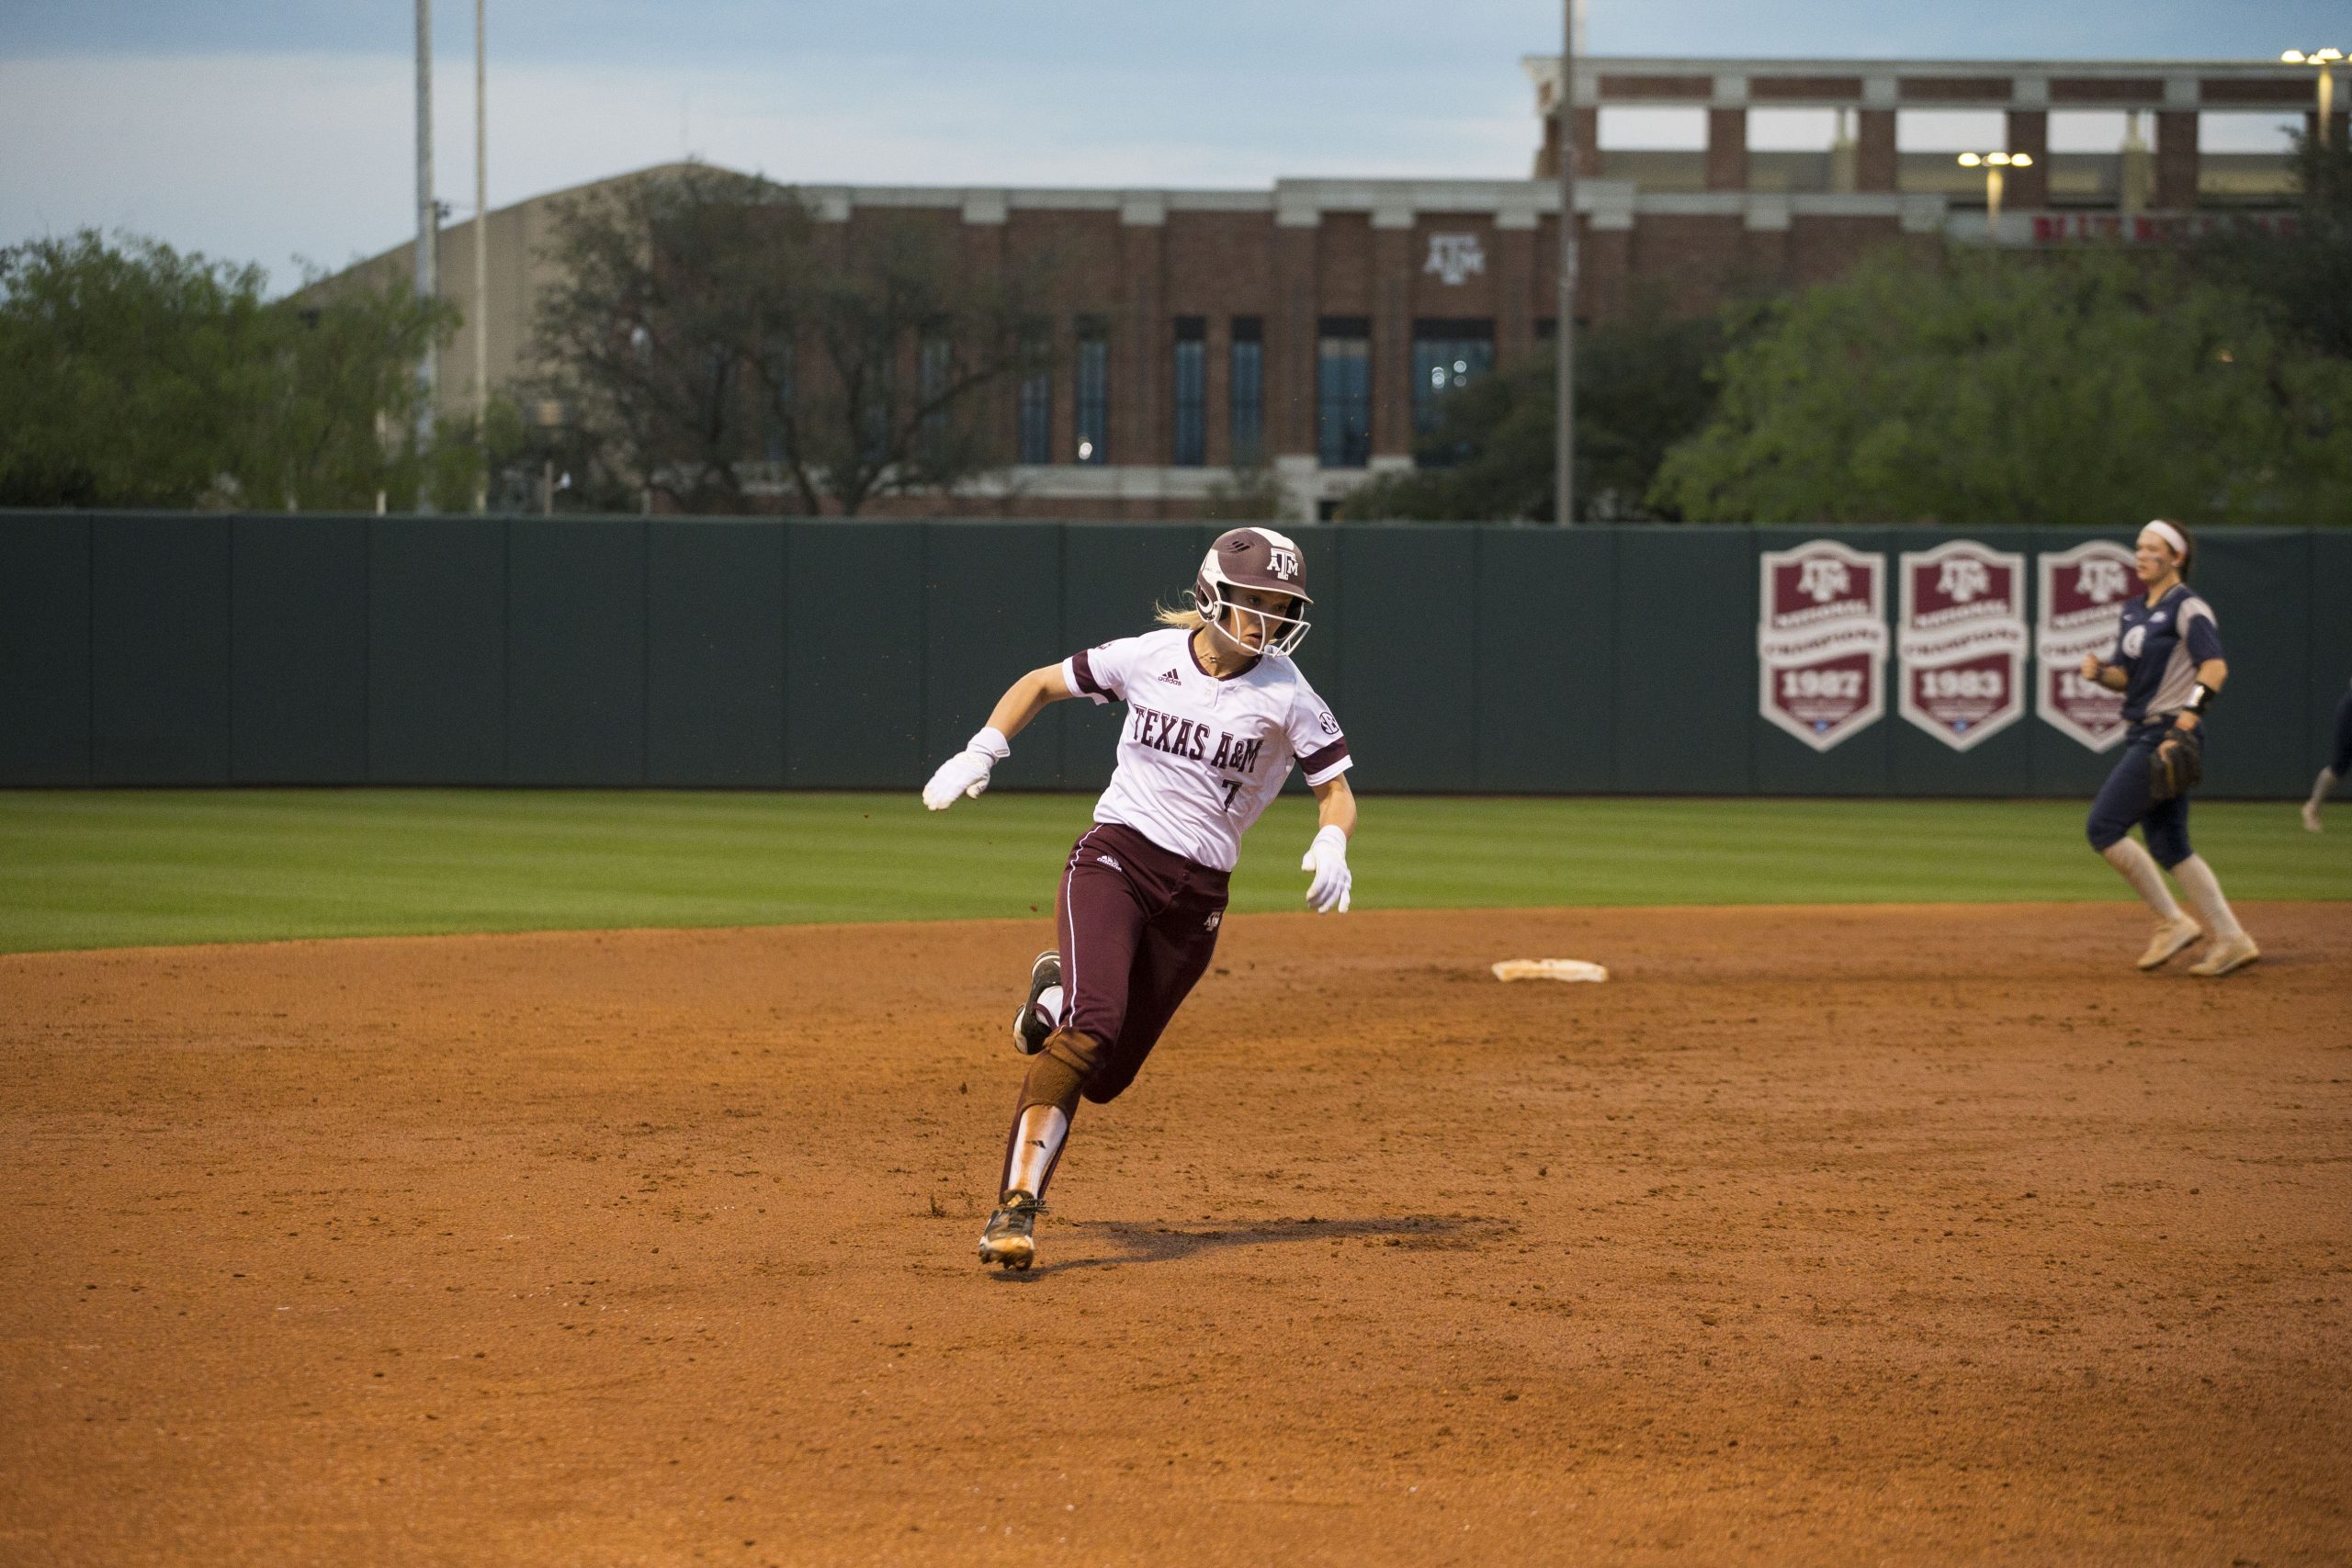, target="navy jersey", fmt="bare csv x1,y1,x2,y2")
2105,583,2222,723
